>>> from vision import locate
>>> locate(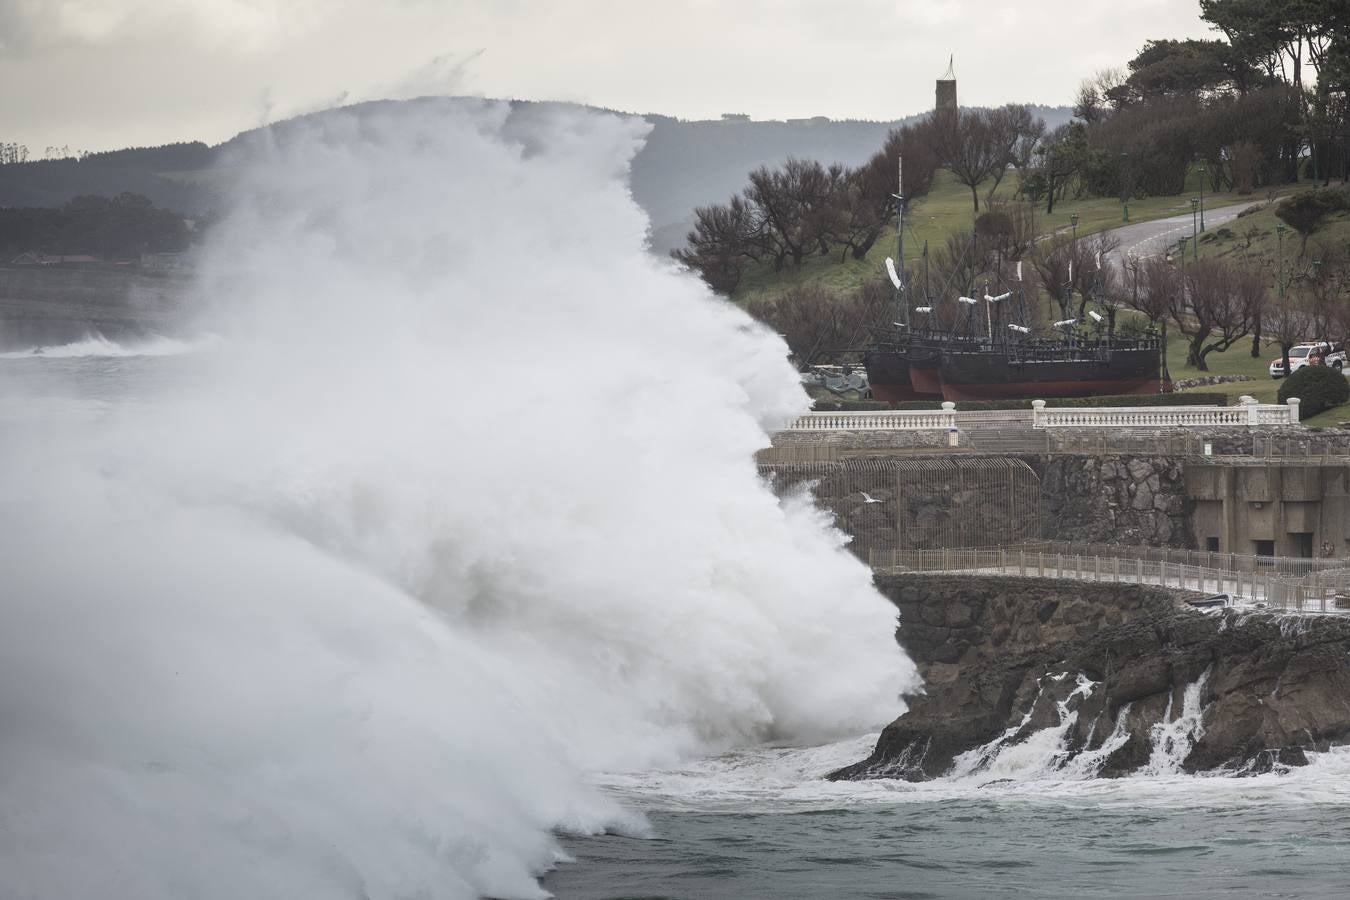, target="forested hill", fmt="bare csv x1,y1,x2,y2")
0,142,212,214
0,98,1072,239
